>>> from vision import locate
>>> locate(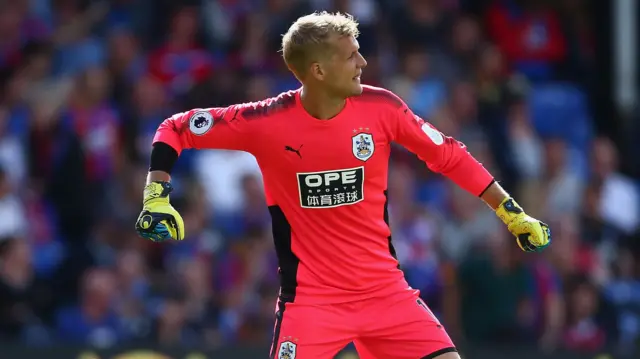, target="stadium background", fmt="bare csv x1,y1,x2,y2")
0,0,639,358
